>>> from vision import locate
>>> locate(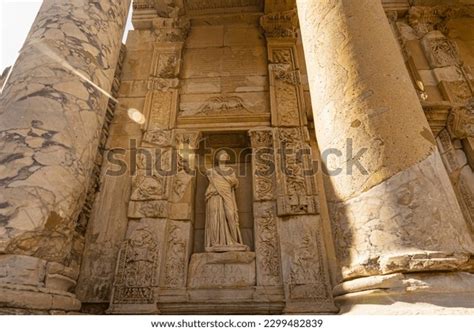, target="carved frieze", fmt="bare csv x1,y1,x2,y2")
185,0,263,12
112,228,159,304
